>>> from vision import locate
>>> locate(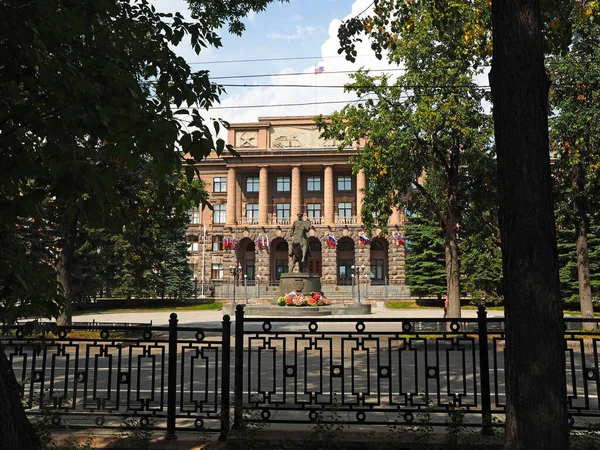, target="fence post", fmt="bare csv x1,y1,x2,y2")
477,305,493,434
165,313,178,440
233,304,245,428
219,315,231,440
